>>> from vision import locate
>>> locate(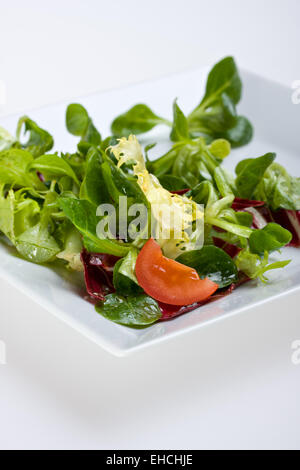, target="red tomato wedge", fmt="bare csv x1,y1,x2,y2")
135,238,219,306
